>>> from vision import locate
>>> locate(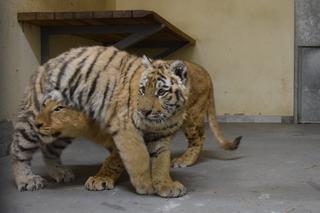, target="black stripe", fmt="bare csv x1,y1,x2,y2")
86,73,100,104
44,62,51,71
158,73,166,79
17,143,38,152
62,88,69,104
147,122,179,131
39,73,45,94
85,50,103,81
118,54,129,71
23,117,34,127
143,132,172,143
106,81,117,106
150,146,167,158
103,80,118,124
44,145,60,158
175,90,180,102
98,80,110,117
11,151,33,162
69,74,82,101
89,109,94,119
157,78,166,83
24,111,35,120
103,50,118,71
56,48,87,89
18,129,38,143
89,80,116,120
131,115,143,132
33,86,40,111
24,120,39,137
67,56,88,89
127,65,142,110
78,90,84,110
123,57,139,85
